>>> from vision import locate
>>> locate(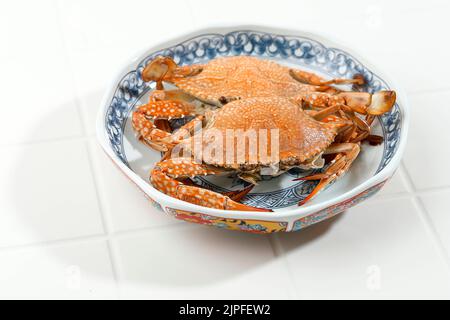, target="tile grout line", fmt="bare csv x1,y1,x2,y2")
267,234,281,258
0,222,192,254
53,0,121,293
400,161,450,270
0,234,108,253
268,234,299,299
84,142,122,290
112,221,192,238
412,197,450,269
0,134,95,148
53,0,87,137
